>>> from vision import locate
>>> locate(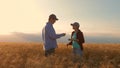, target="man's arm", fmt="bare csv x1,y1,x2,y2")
46,25,65,40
